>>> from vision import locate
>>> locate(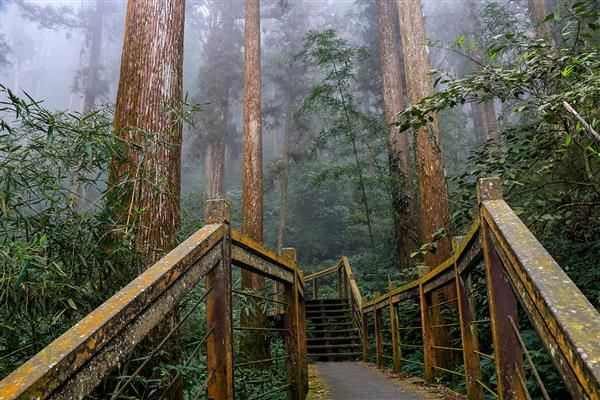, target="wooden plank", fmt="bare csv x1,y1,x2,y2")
419,284,435,381
455,265,483,400
390,299,401,371
0,224,224,400
284,275,301,399
205,200,234,400
362,311,369,362
375,308,384,368
232,245,294,284
231,229,296,273
477,178,526,400
483,199,600,399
